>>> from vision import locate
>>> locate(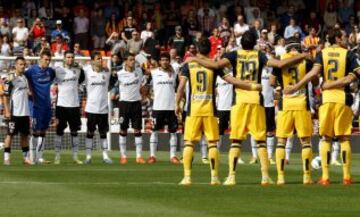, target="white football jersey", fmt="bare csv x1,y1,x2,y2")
151,68,177,111
5,74,30,116
216,70,233,111
84,65,111,114
117,67,143,102
261,66,274,108
55,66,84,107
